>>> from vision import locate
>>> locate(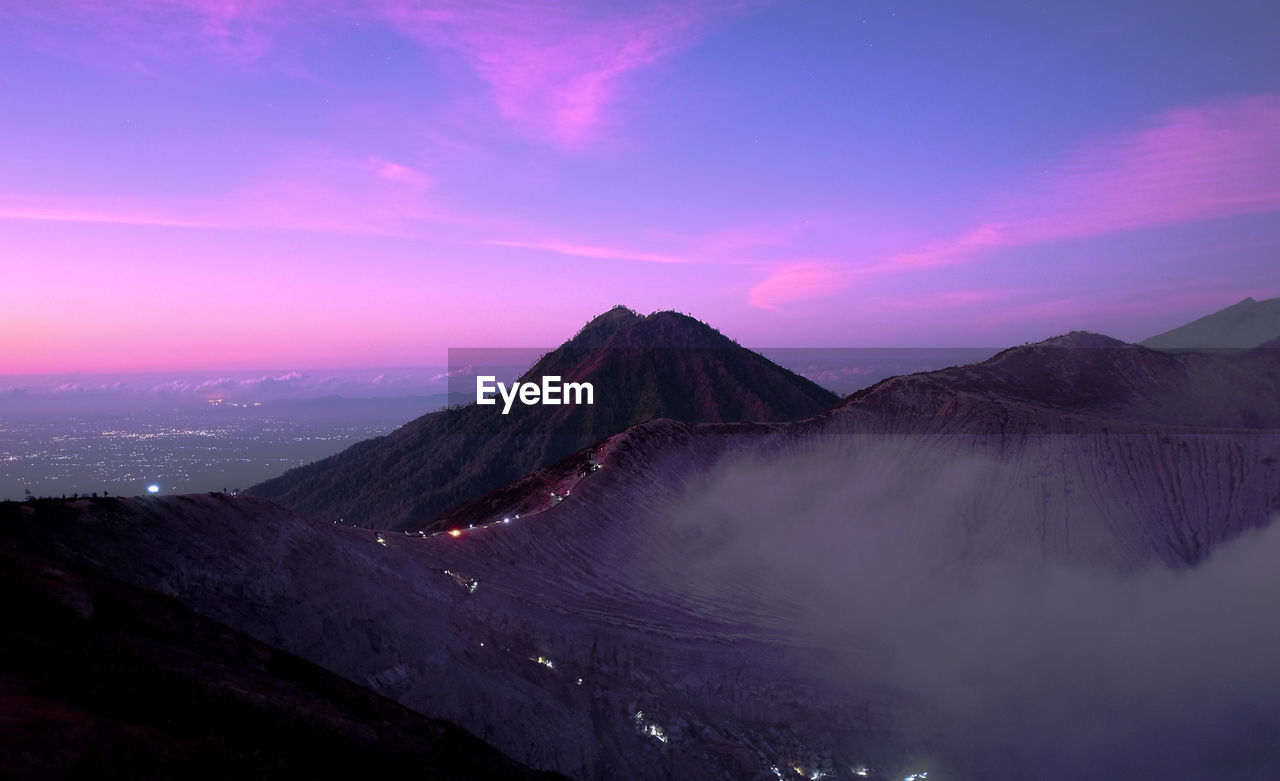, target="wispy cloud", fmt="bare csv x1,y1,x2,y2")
0,199,213,229
736,95,1280,311
0,151,435,235
748,261,851,310
865,289,1004,311
885,223,1009,271
484,238,692,265
0,0,288,66
885,94,1280,270
1024,94,1280,235
220,151,435,234
4,1,745,147
382,1,745,147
